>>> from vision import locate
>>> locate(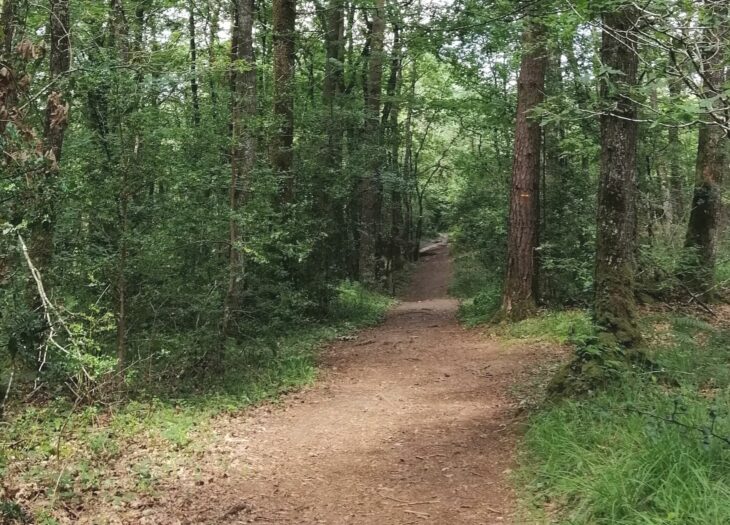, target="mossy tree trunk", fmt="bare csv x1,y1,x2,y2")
594,6,641,346
682,0,729,297
221,0,257,347
501,17,547,320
